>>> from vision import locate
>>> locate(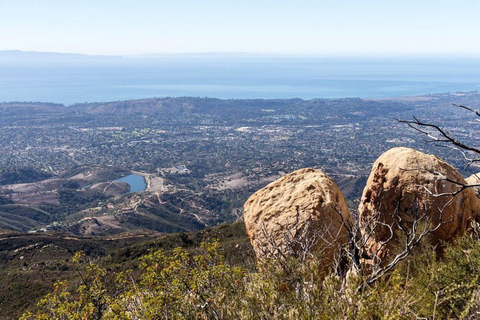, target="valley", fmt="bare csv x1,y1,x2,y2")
1,92,479,236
